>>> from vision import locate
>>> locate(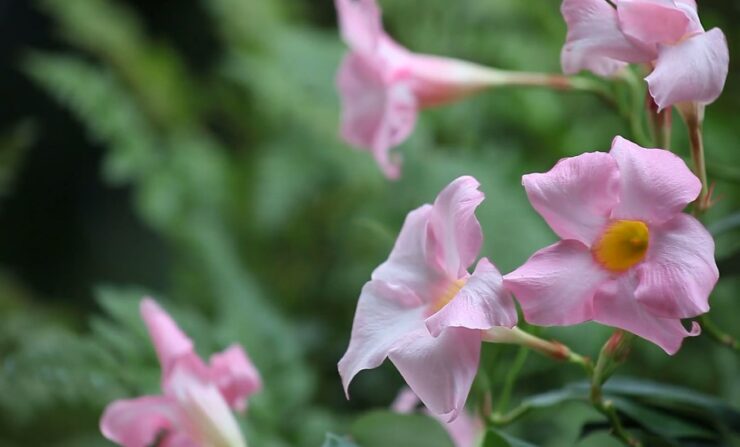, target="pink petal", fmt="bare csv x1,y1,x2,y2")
560,0,649,76
440,410,483,447
634,214,717,318
391,387,421,413
609,136,701,224
593,276,701,355
646,28,729,109
388,326,480,421
372,205,448,304
334,0,382,55
337,53,418,179
675,0,697,10
393,387,483,447
427,176,485,278
167,366,247,447
140,298,194,374
100,395,191,447
426,258,517,337
208,345,263,412
338,280,425,397
405,55,500,108
504,240,609,326
159,433,200,447
616,0,699,51
522,152,620,245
